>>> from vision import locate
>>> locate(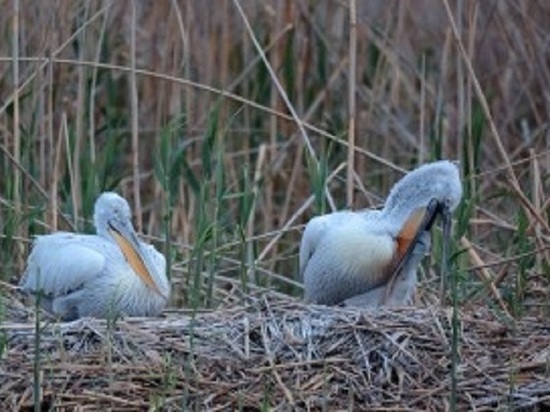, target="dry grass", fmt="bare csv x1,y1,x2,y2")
0,0,549,409
2,291,549,410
